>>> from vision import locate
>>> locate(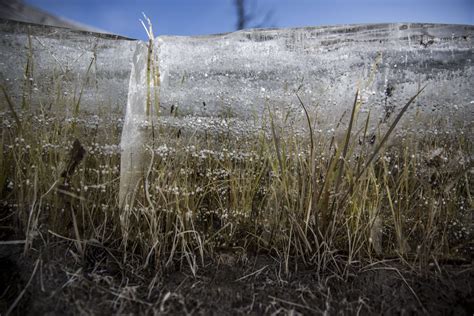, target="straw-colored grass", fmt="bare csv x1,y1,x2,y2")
0,32,471,279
